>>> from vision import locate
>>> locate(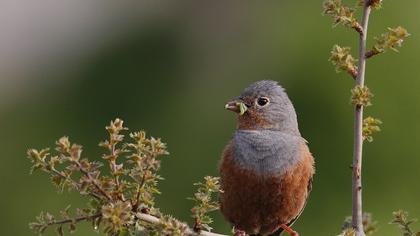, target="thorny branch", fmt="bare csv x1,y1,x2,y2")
28,118,227,236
